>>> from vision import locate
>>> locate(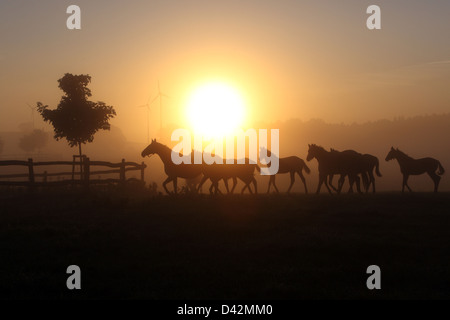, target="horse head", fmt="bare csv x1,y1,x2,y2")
141,139,159,158
385,147,396,161
306,144,320,161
